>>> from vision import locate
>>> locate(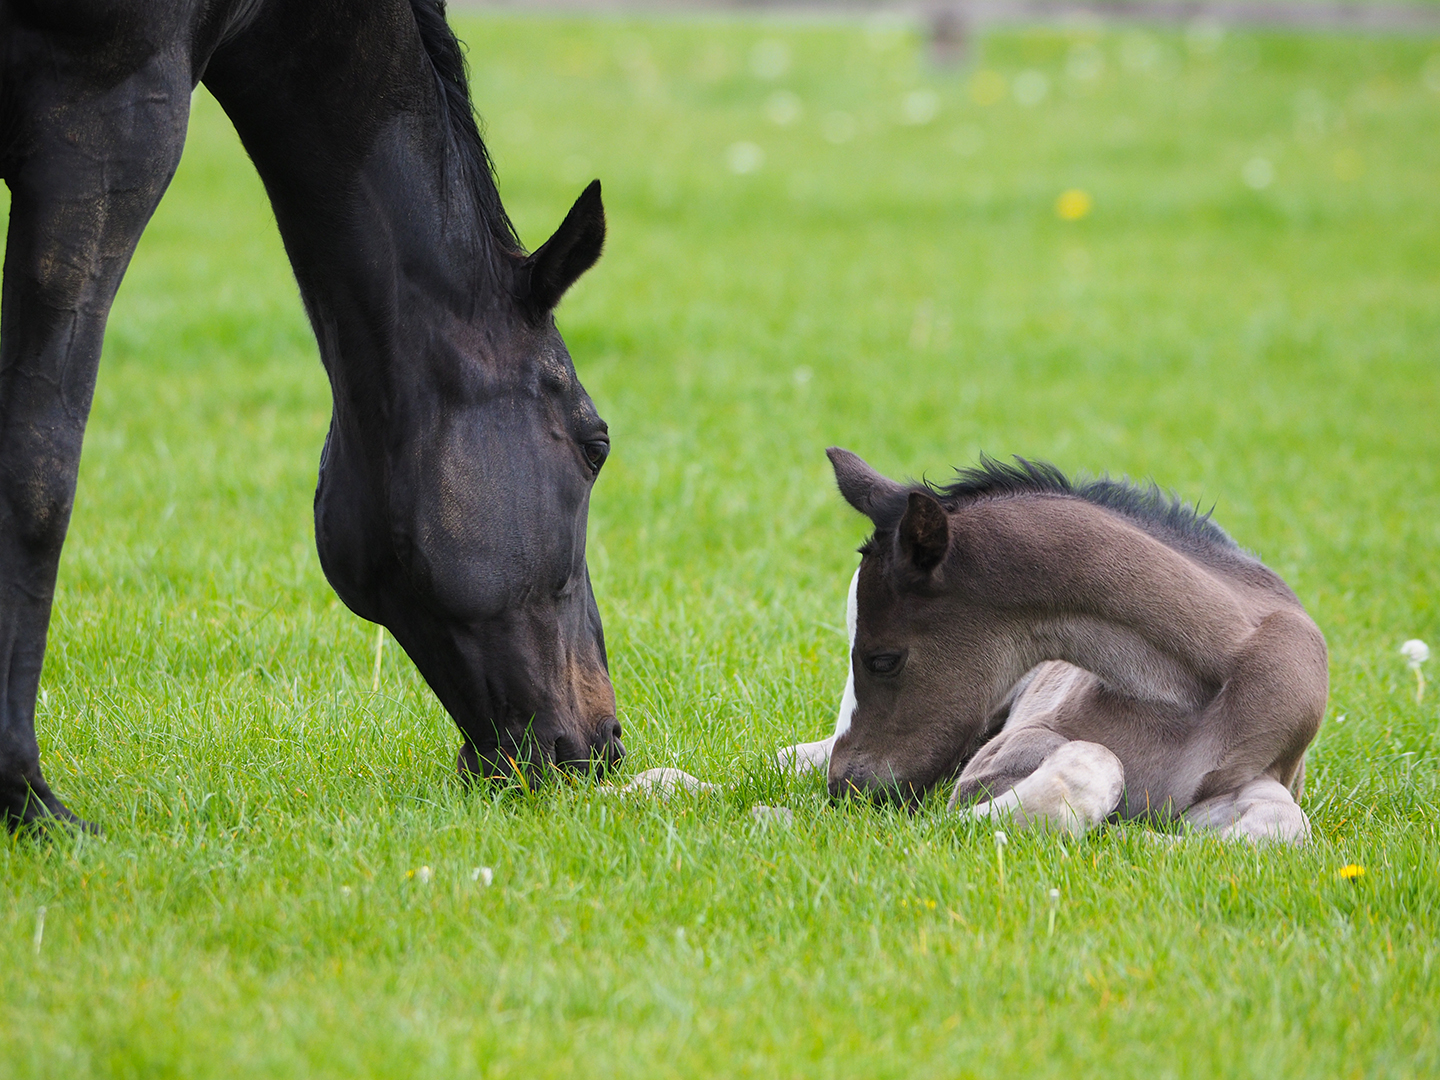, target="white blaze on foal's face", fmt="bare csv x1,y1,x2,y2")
833,568,860,738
